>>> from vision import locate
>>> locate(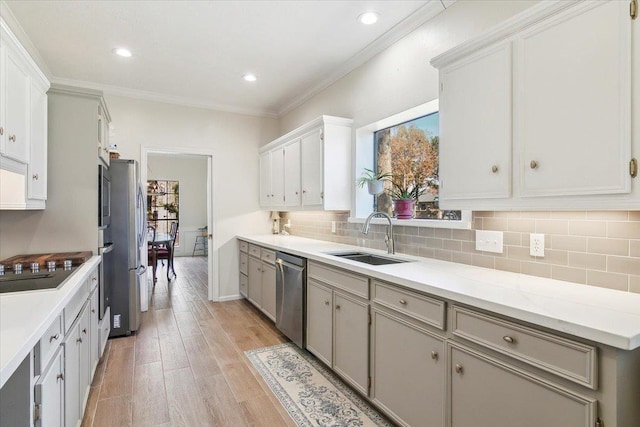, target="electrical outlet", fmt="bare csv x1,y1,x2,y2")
475,230,503,254
530,233,545,257
331,221,336,233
